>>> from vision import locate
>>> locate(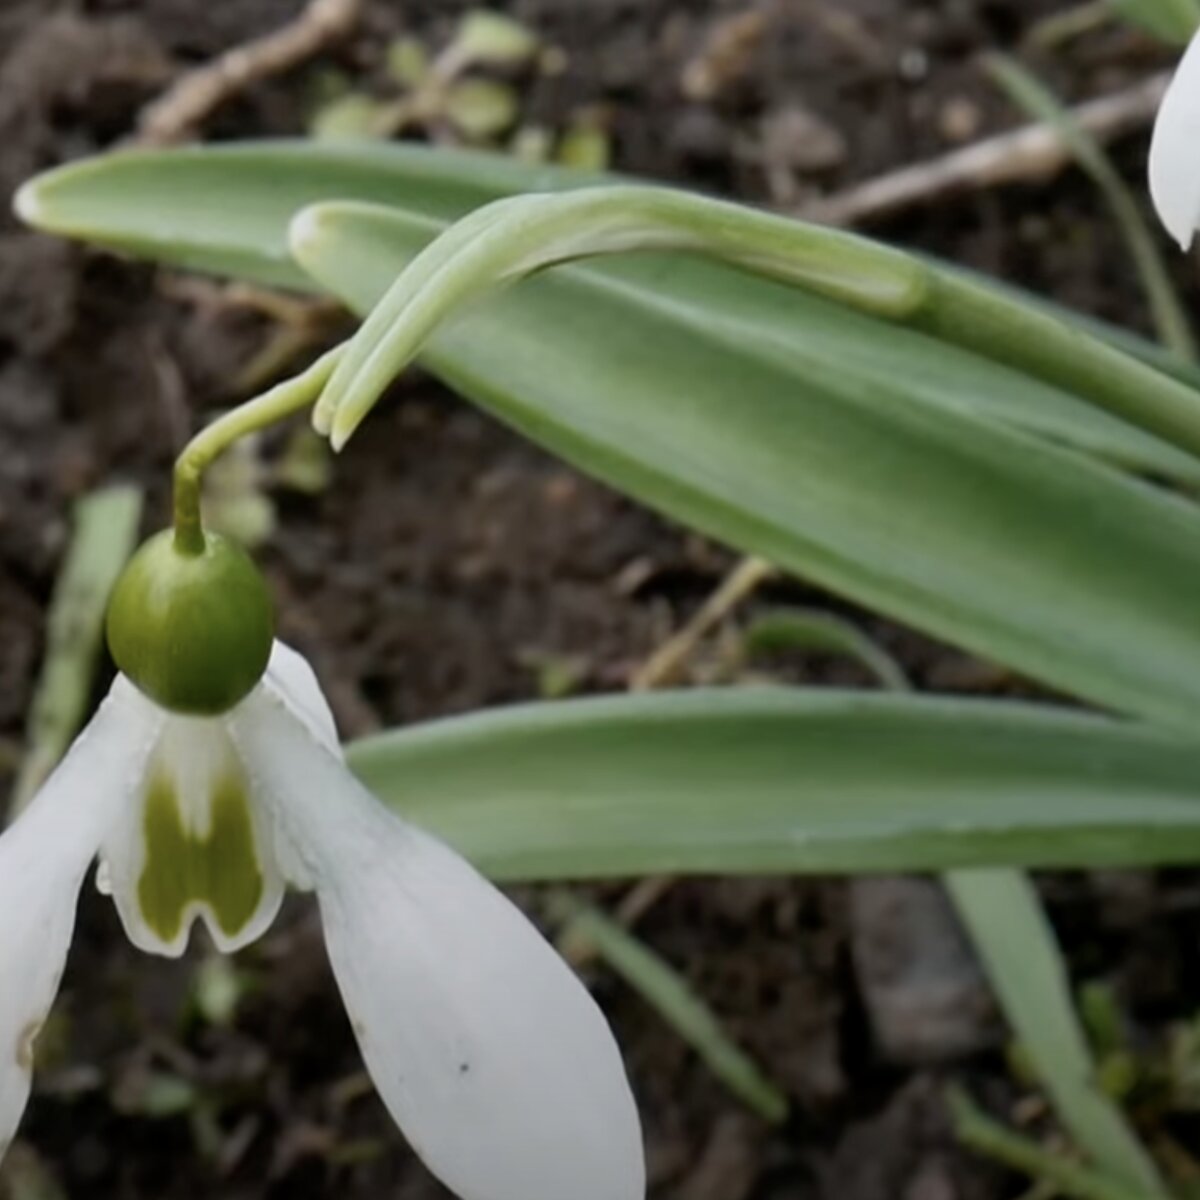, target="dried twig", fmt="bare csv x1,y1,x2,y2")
804,70,1170,227
135,0,361,146
629,556,775,691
